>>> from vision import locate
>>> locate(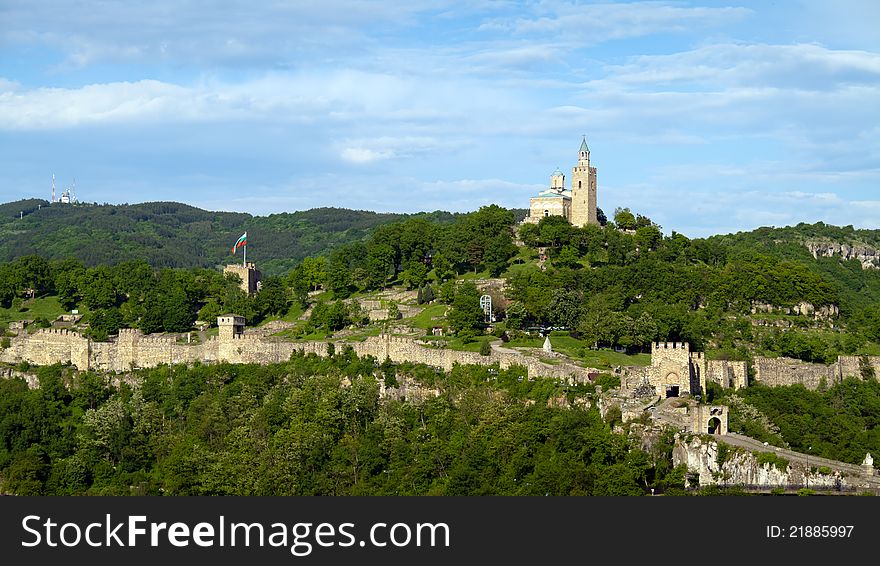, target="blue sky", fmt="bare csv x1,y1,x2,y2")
1,1,878,237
